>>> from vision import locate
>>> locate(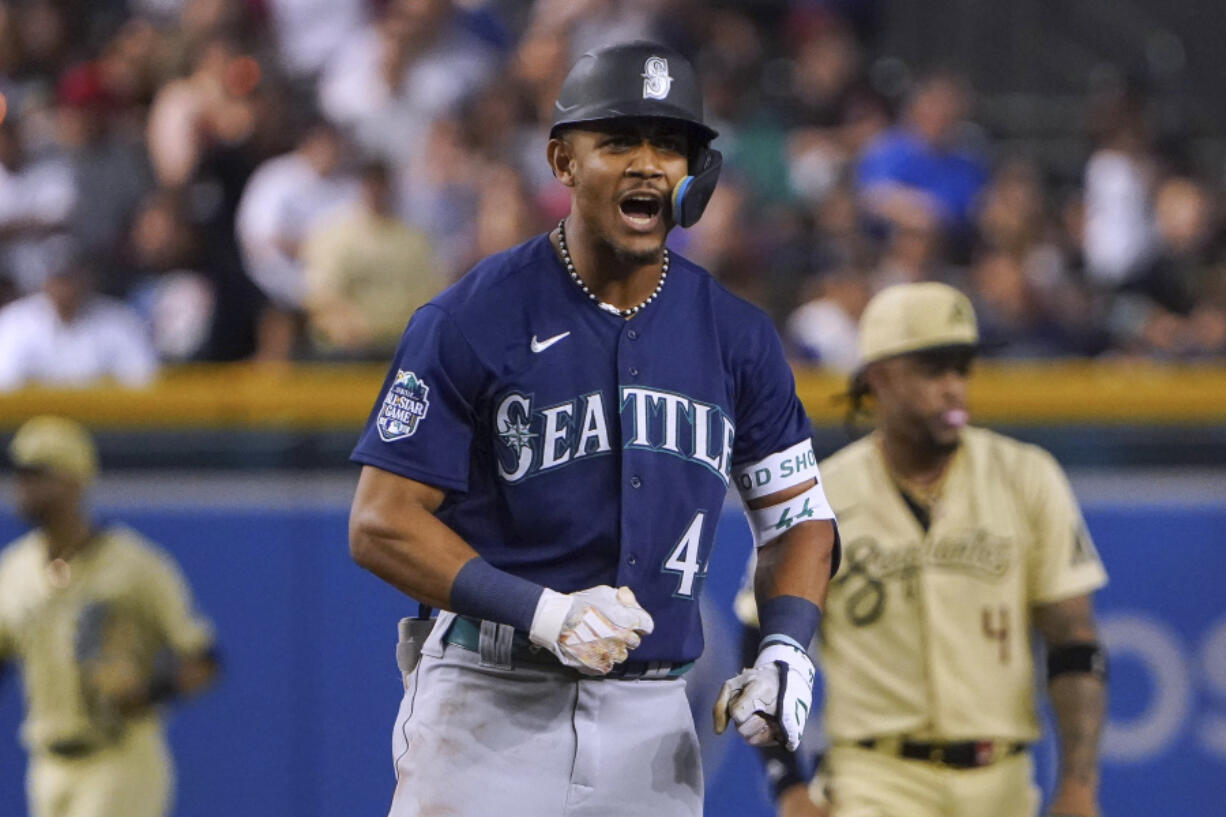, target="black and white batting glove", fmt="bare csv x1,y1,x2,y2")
528,585,655,675
713,642,815,751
